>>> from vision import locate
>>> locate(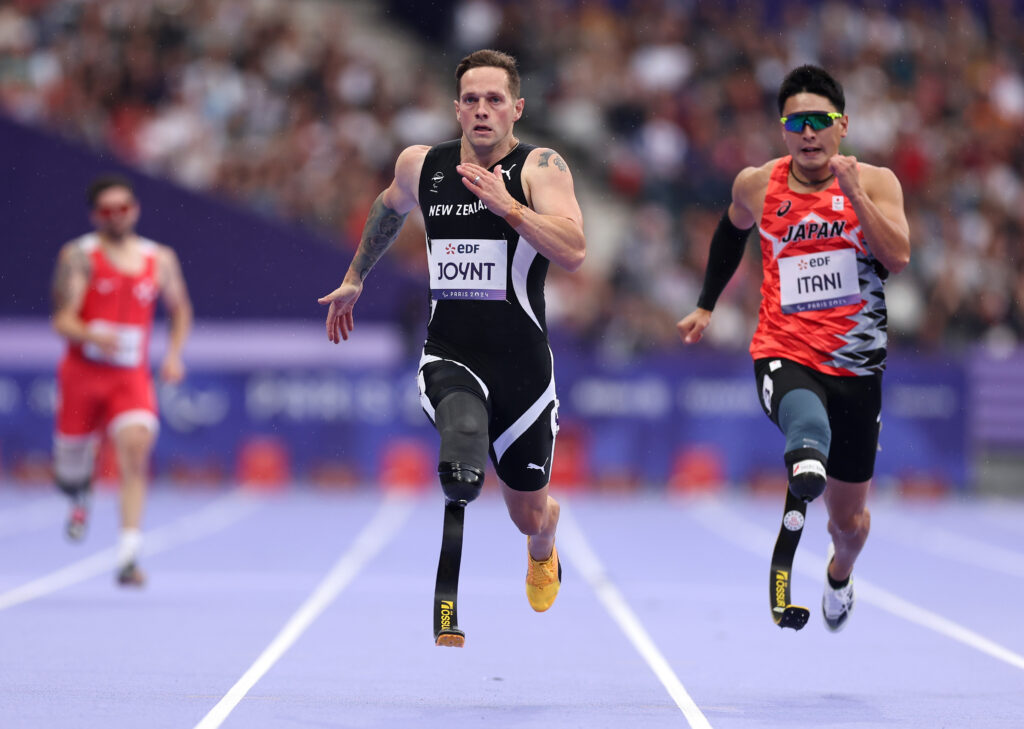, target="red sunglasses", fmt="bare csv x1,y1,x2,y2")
95,203,134,219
